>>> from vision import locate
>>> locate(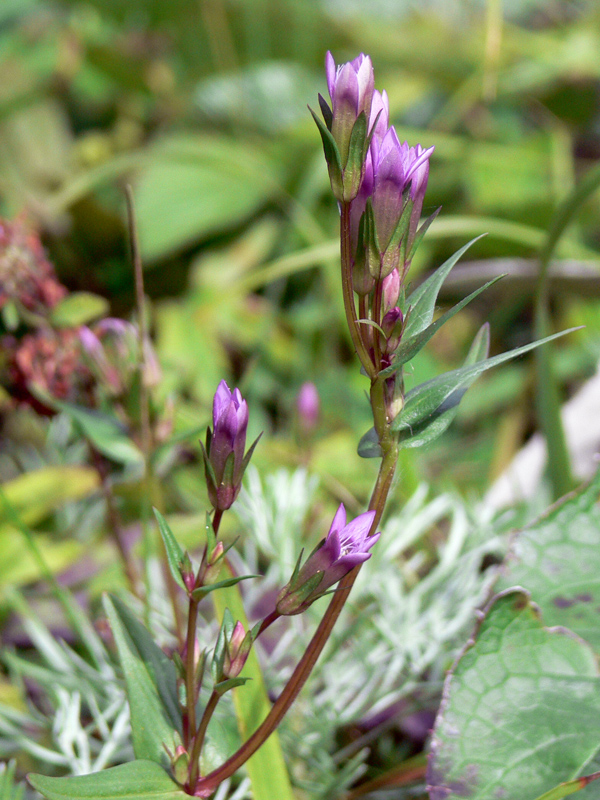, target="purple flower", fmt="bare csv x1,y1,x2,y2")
370,133,433,276
326,51,374,165
277,504,380,615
